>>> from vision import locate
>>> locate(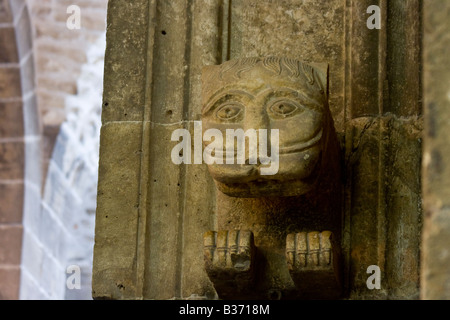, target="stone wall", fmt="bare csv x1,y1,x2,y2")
93,0,425,300
26,0,107,179
0,0,37,300
19,0,107,299
20,34,105,299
